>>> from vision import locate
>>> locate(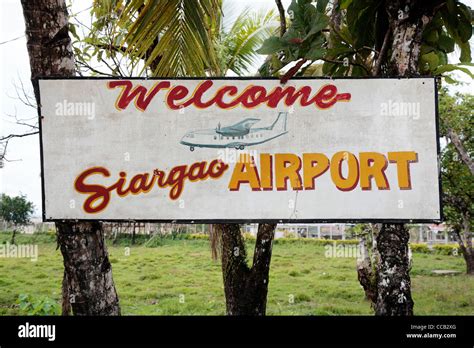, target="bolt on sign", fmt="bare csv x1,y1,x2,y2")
38,78,441,222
